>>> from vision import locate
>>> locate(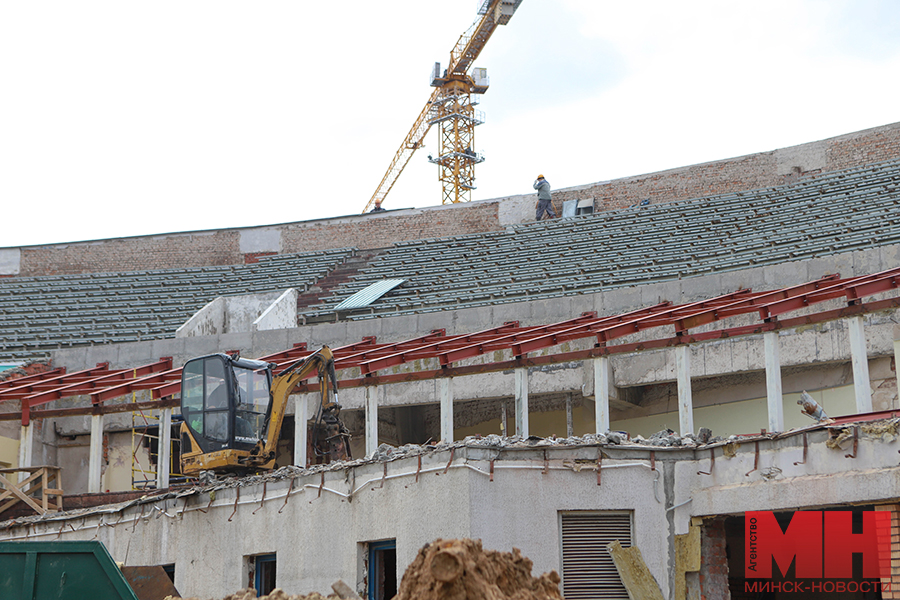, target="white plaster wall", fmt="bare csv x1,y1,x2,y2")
176,297,226,338
254,289,299,331
775,143,827,175
239,228,282,254
467,453,669,597
0,248,20,275
224,293,282,332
